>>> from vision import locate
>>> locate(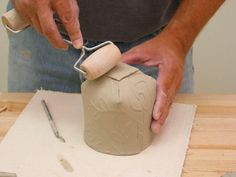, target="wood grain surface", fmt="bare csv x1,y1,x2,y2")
0,93,236,177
